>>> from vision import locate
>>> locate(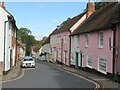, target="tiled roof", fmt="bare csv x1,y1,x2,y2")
50,12,86,35
71,2,120,35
